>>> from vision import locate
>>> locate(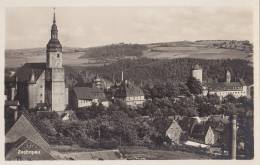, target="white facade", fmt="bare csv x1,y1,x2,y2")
192,69,203,83
125,96,145,106
77,99,109,108
208,85,247,99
